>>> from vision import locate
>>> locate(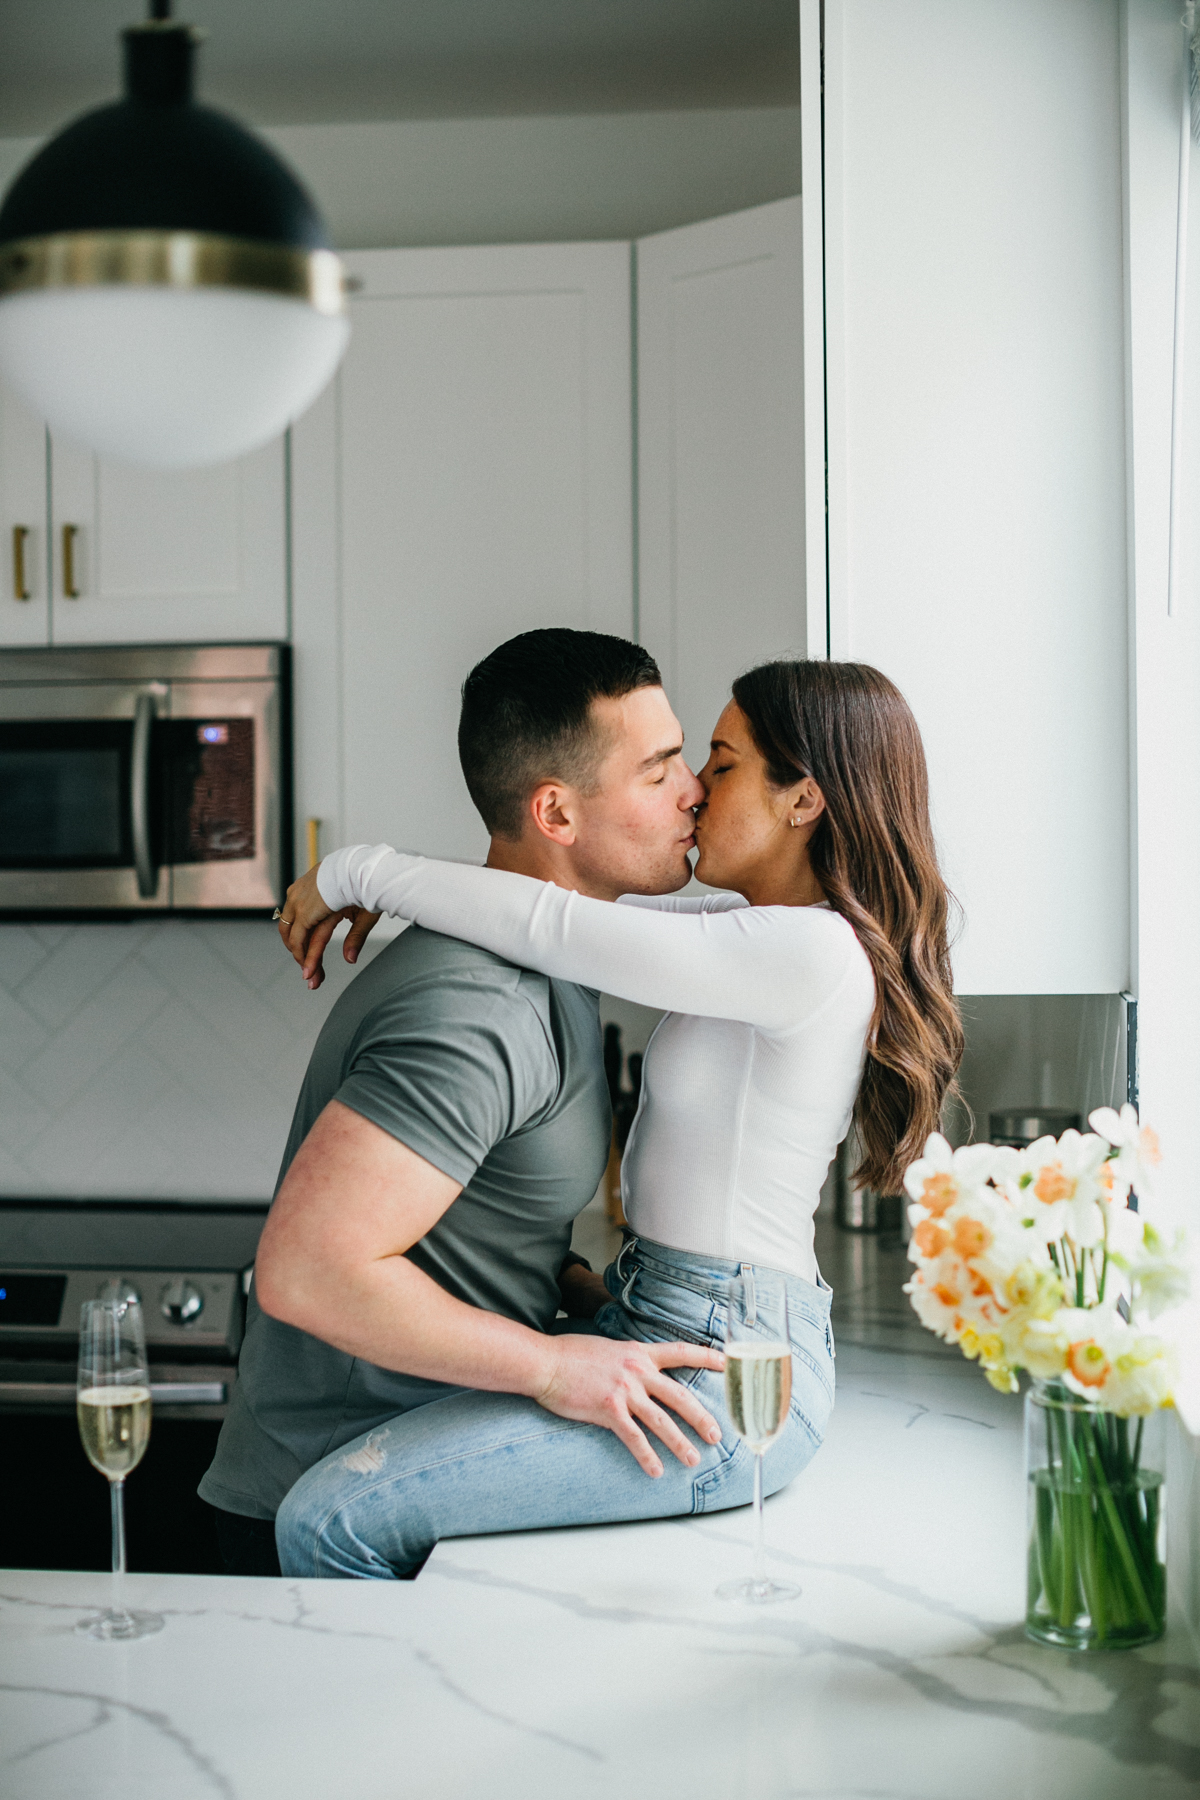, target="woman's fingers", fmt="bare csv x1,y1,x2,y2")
342,908,382,965
301,913,344,985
